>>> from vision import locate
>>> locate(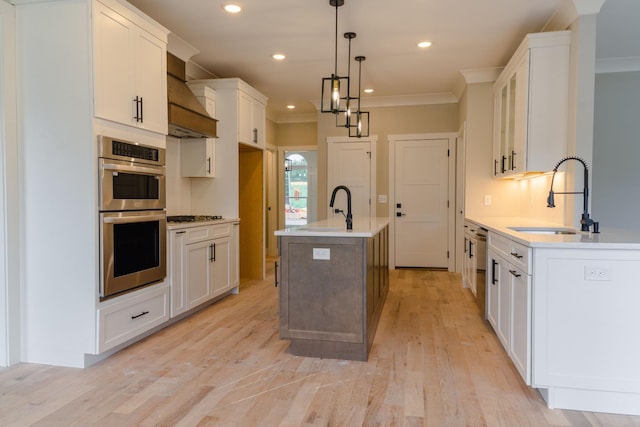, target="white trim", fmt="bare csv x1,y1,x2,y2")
596,57,640,74
388,133,457,271
0,0,20,367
